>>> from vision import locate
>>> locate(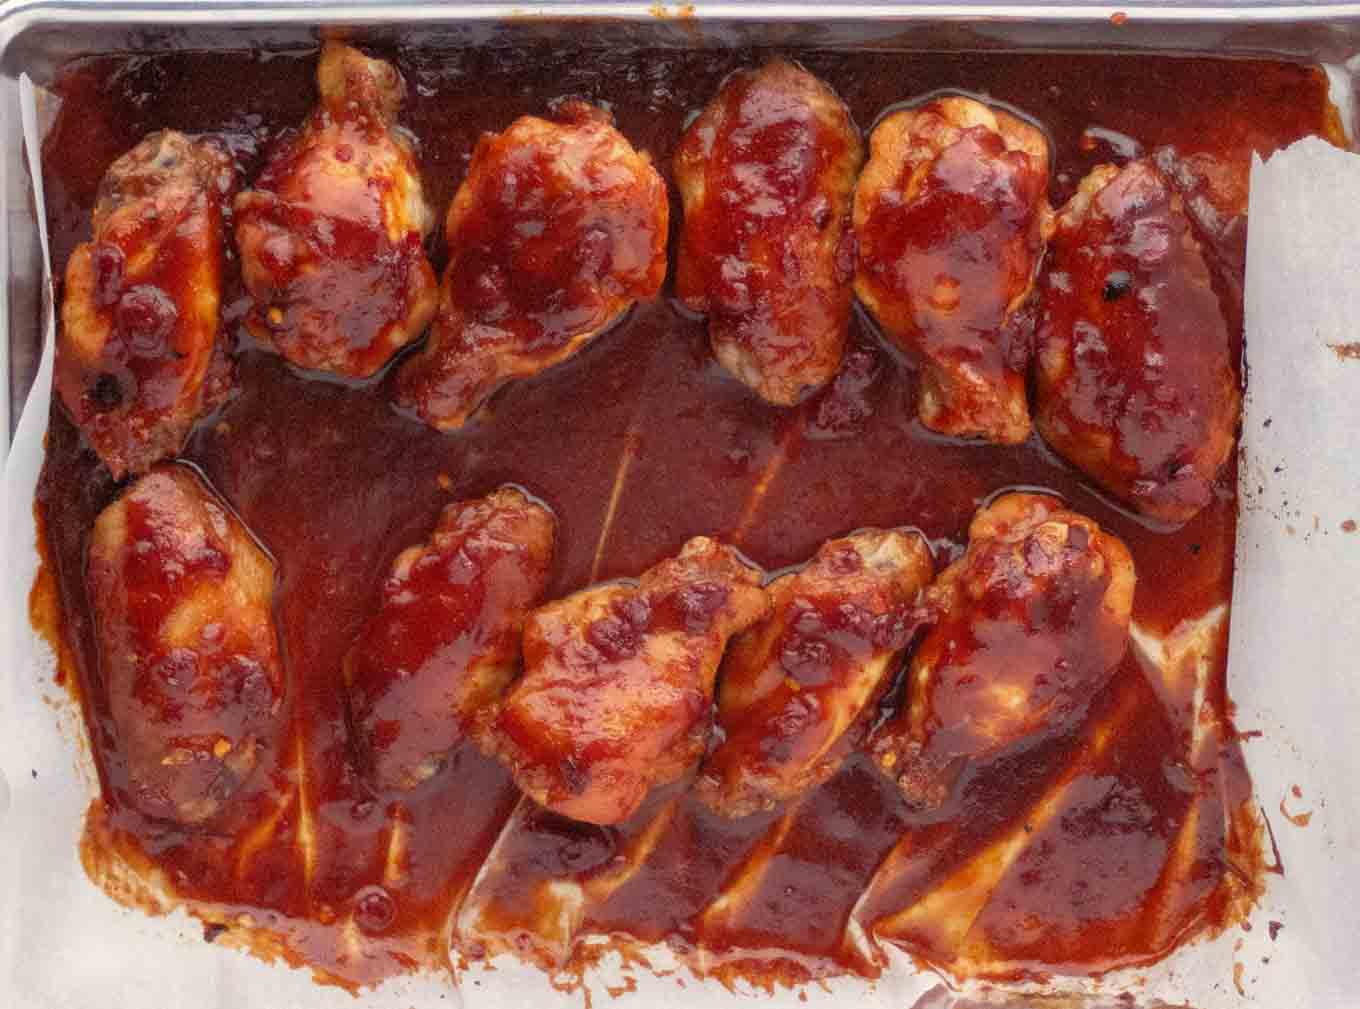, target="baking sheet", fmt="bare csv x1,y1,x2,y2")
3,69,1358,1009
